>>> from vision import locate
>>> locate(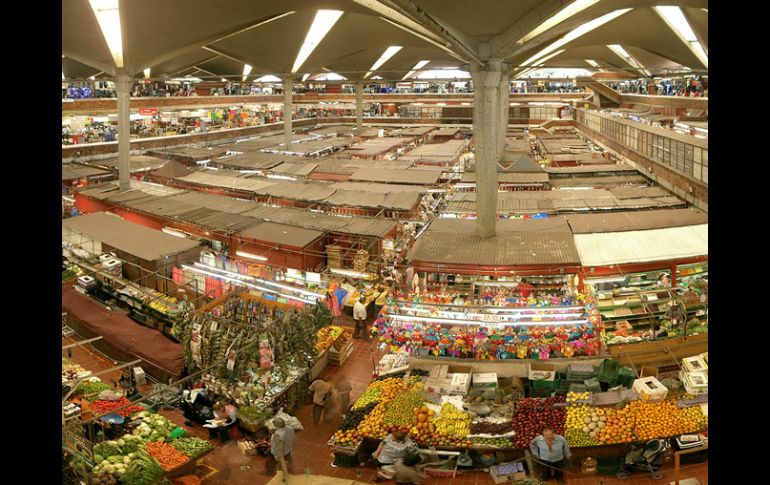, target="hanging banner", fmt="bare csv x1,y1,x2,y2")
139,108,158,116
